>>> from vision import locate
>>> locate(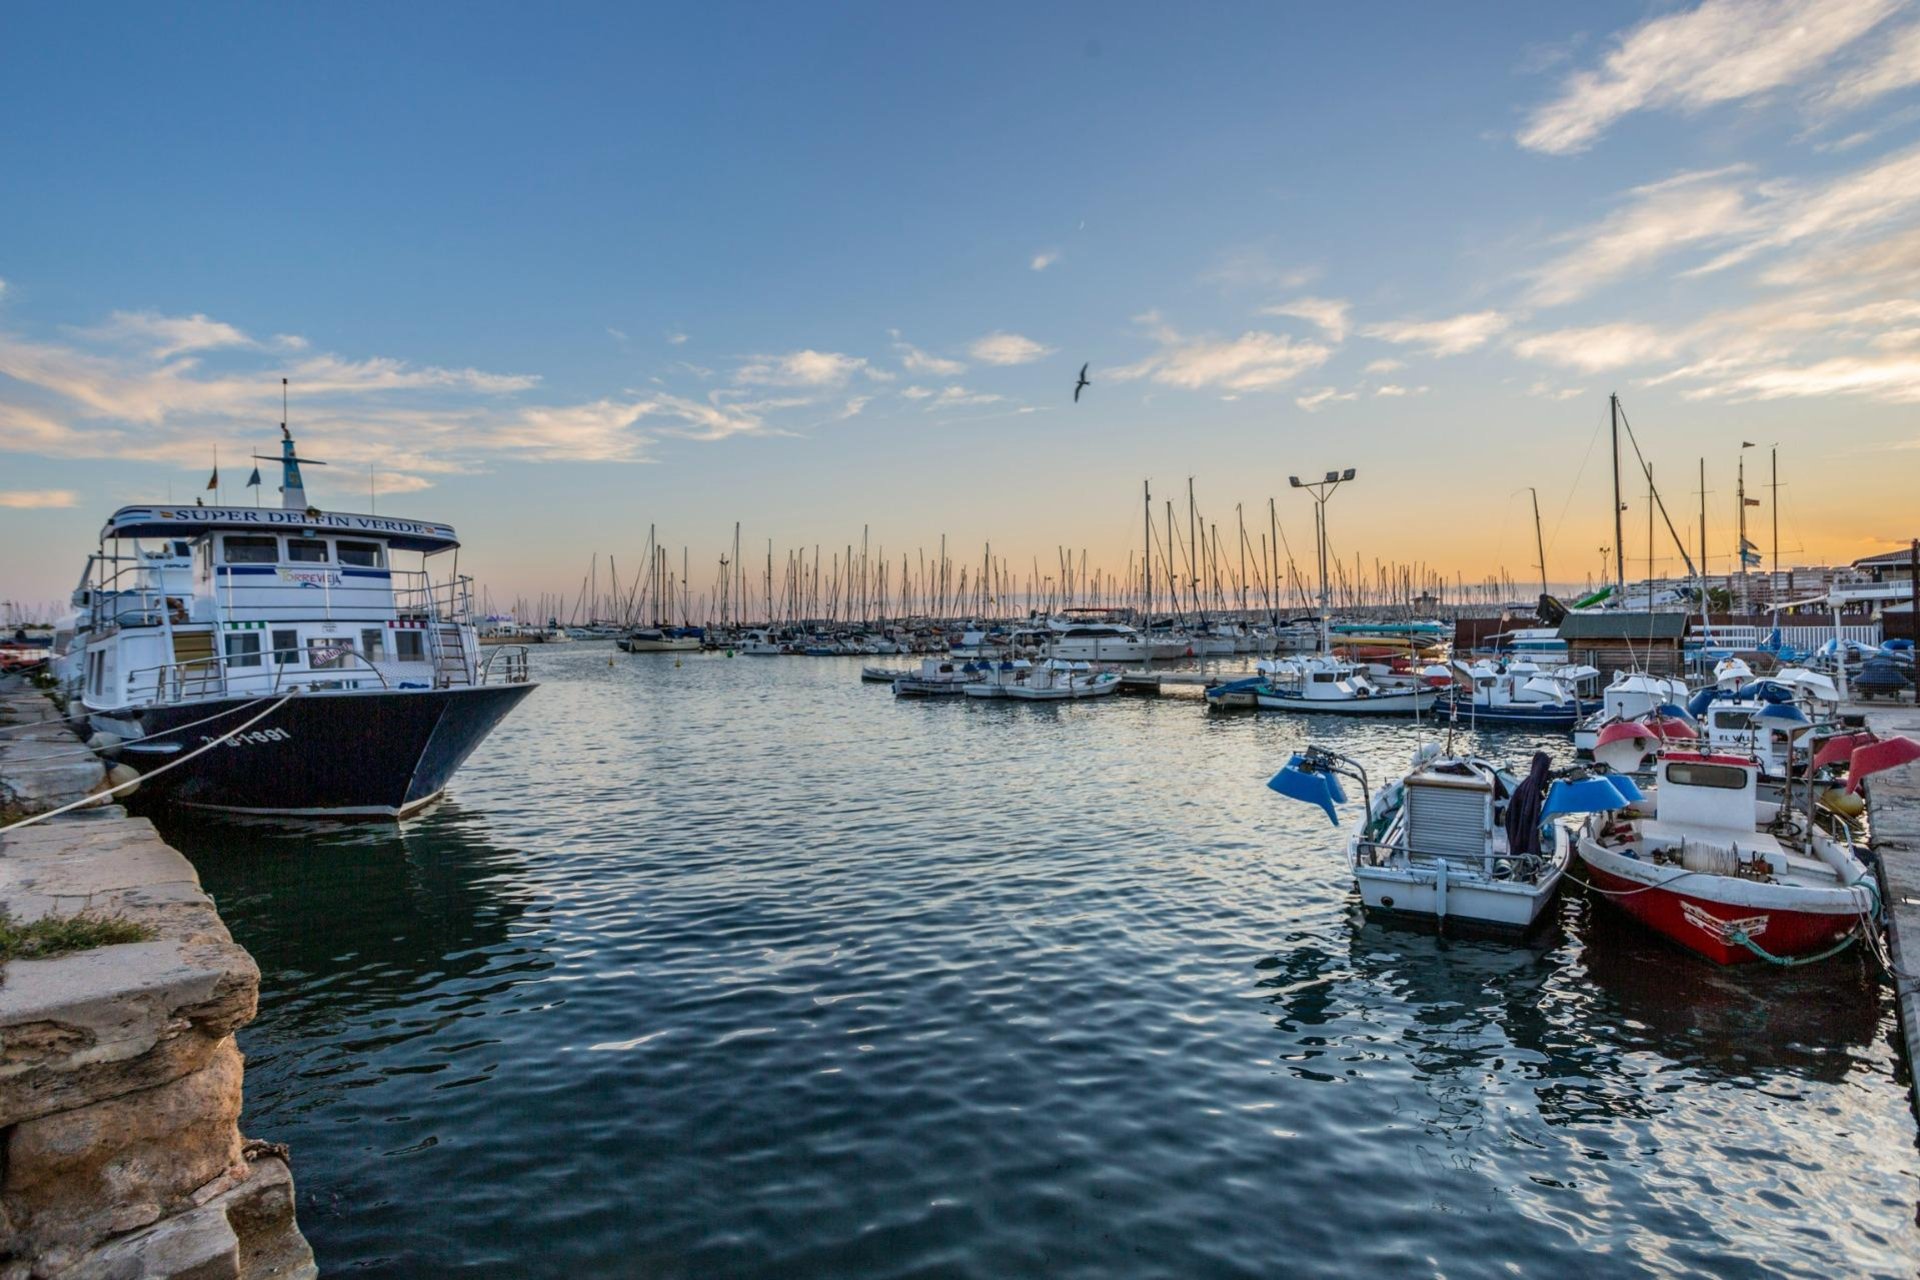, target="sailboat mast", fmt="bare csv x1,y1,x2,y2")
1609,392,1625,598
1142,480,1151,628
1528,487,1547,600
